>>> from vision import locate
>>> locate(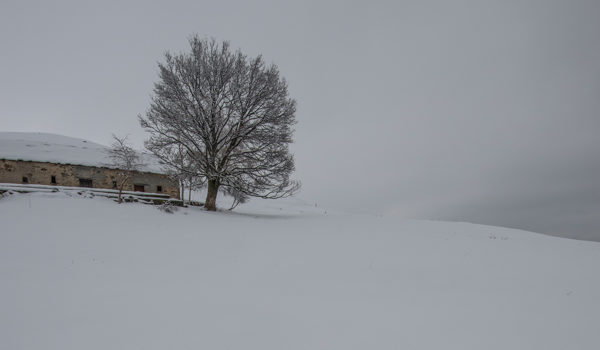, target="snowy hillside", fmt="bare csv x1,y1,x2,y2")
0,132,164,173
1,192,599,350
